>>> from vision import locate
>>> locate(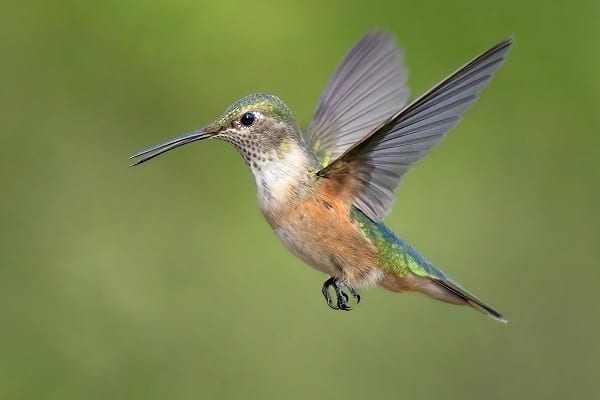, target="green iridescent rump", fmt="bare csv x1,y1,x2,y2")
350,207,449,280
